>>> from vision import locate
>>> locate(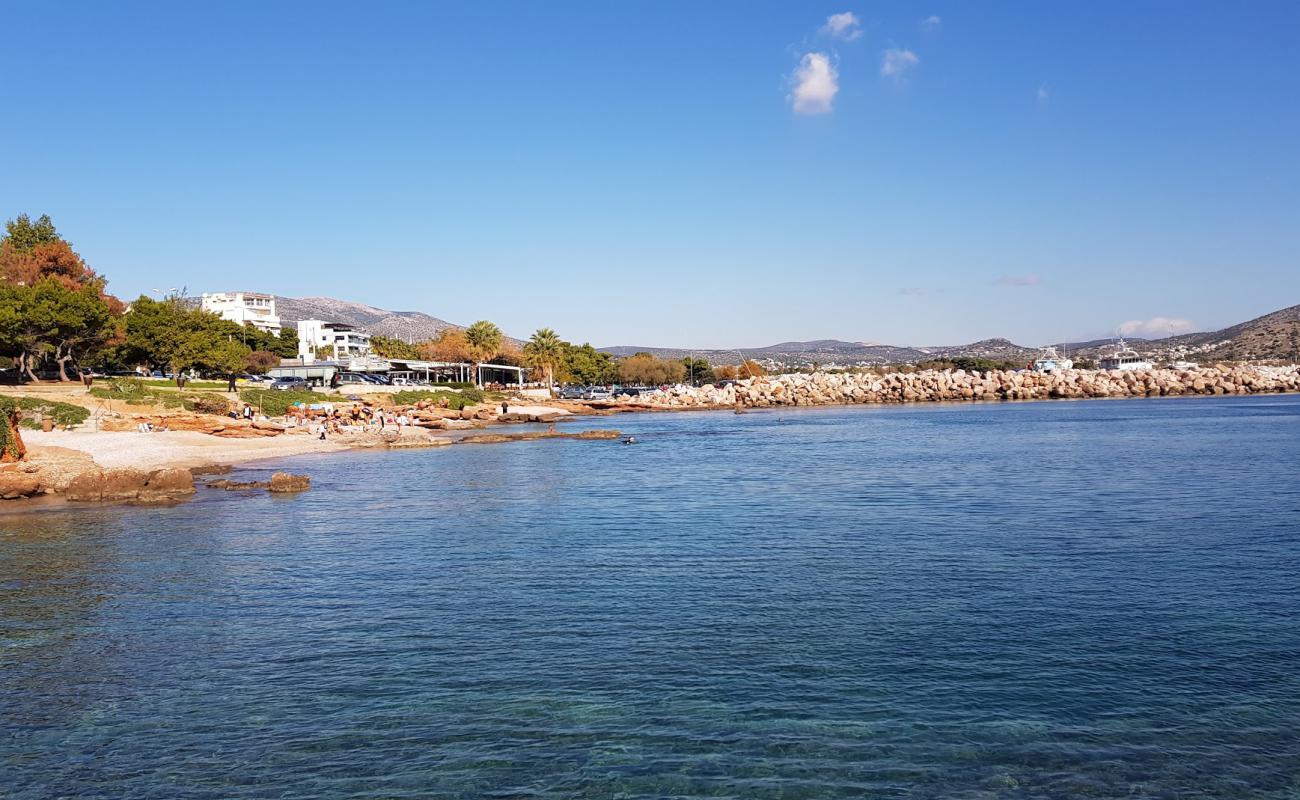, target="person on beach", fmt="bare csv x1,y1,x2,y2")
227,373,236,392
501,401,509,415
